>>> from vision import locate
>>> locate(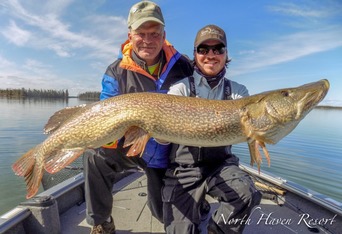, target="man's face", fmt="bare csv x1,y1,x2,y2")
129,22,165,65
194,39,227,76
